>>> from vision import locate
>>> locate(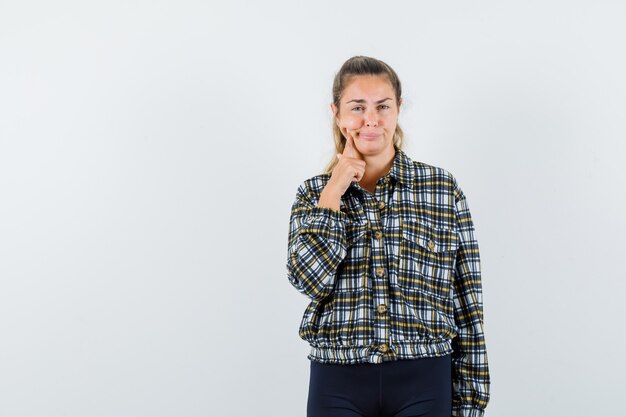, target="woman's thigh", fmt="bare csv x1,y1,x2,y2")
380,355,452,417
307,360,379,417
306,354,451,417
